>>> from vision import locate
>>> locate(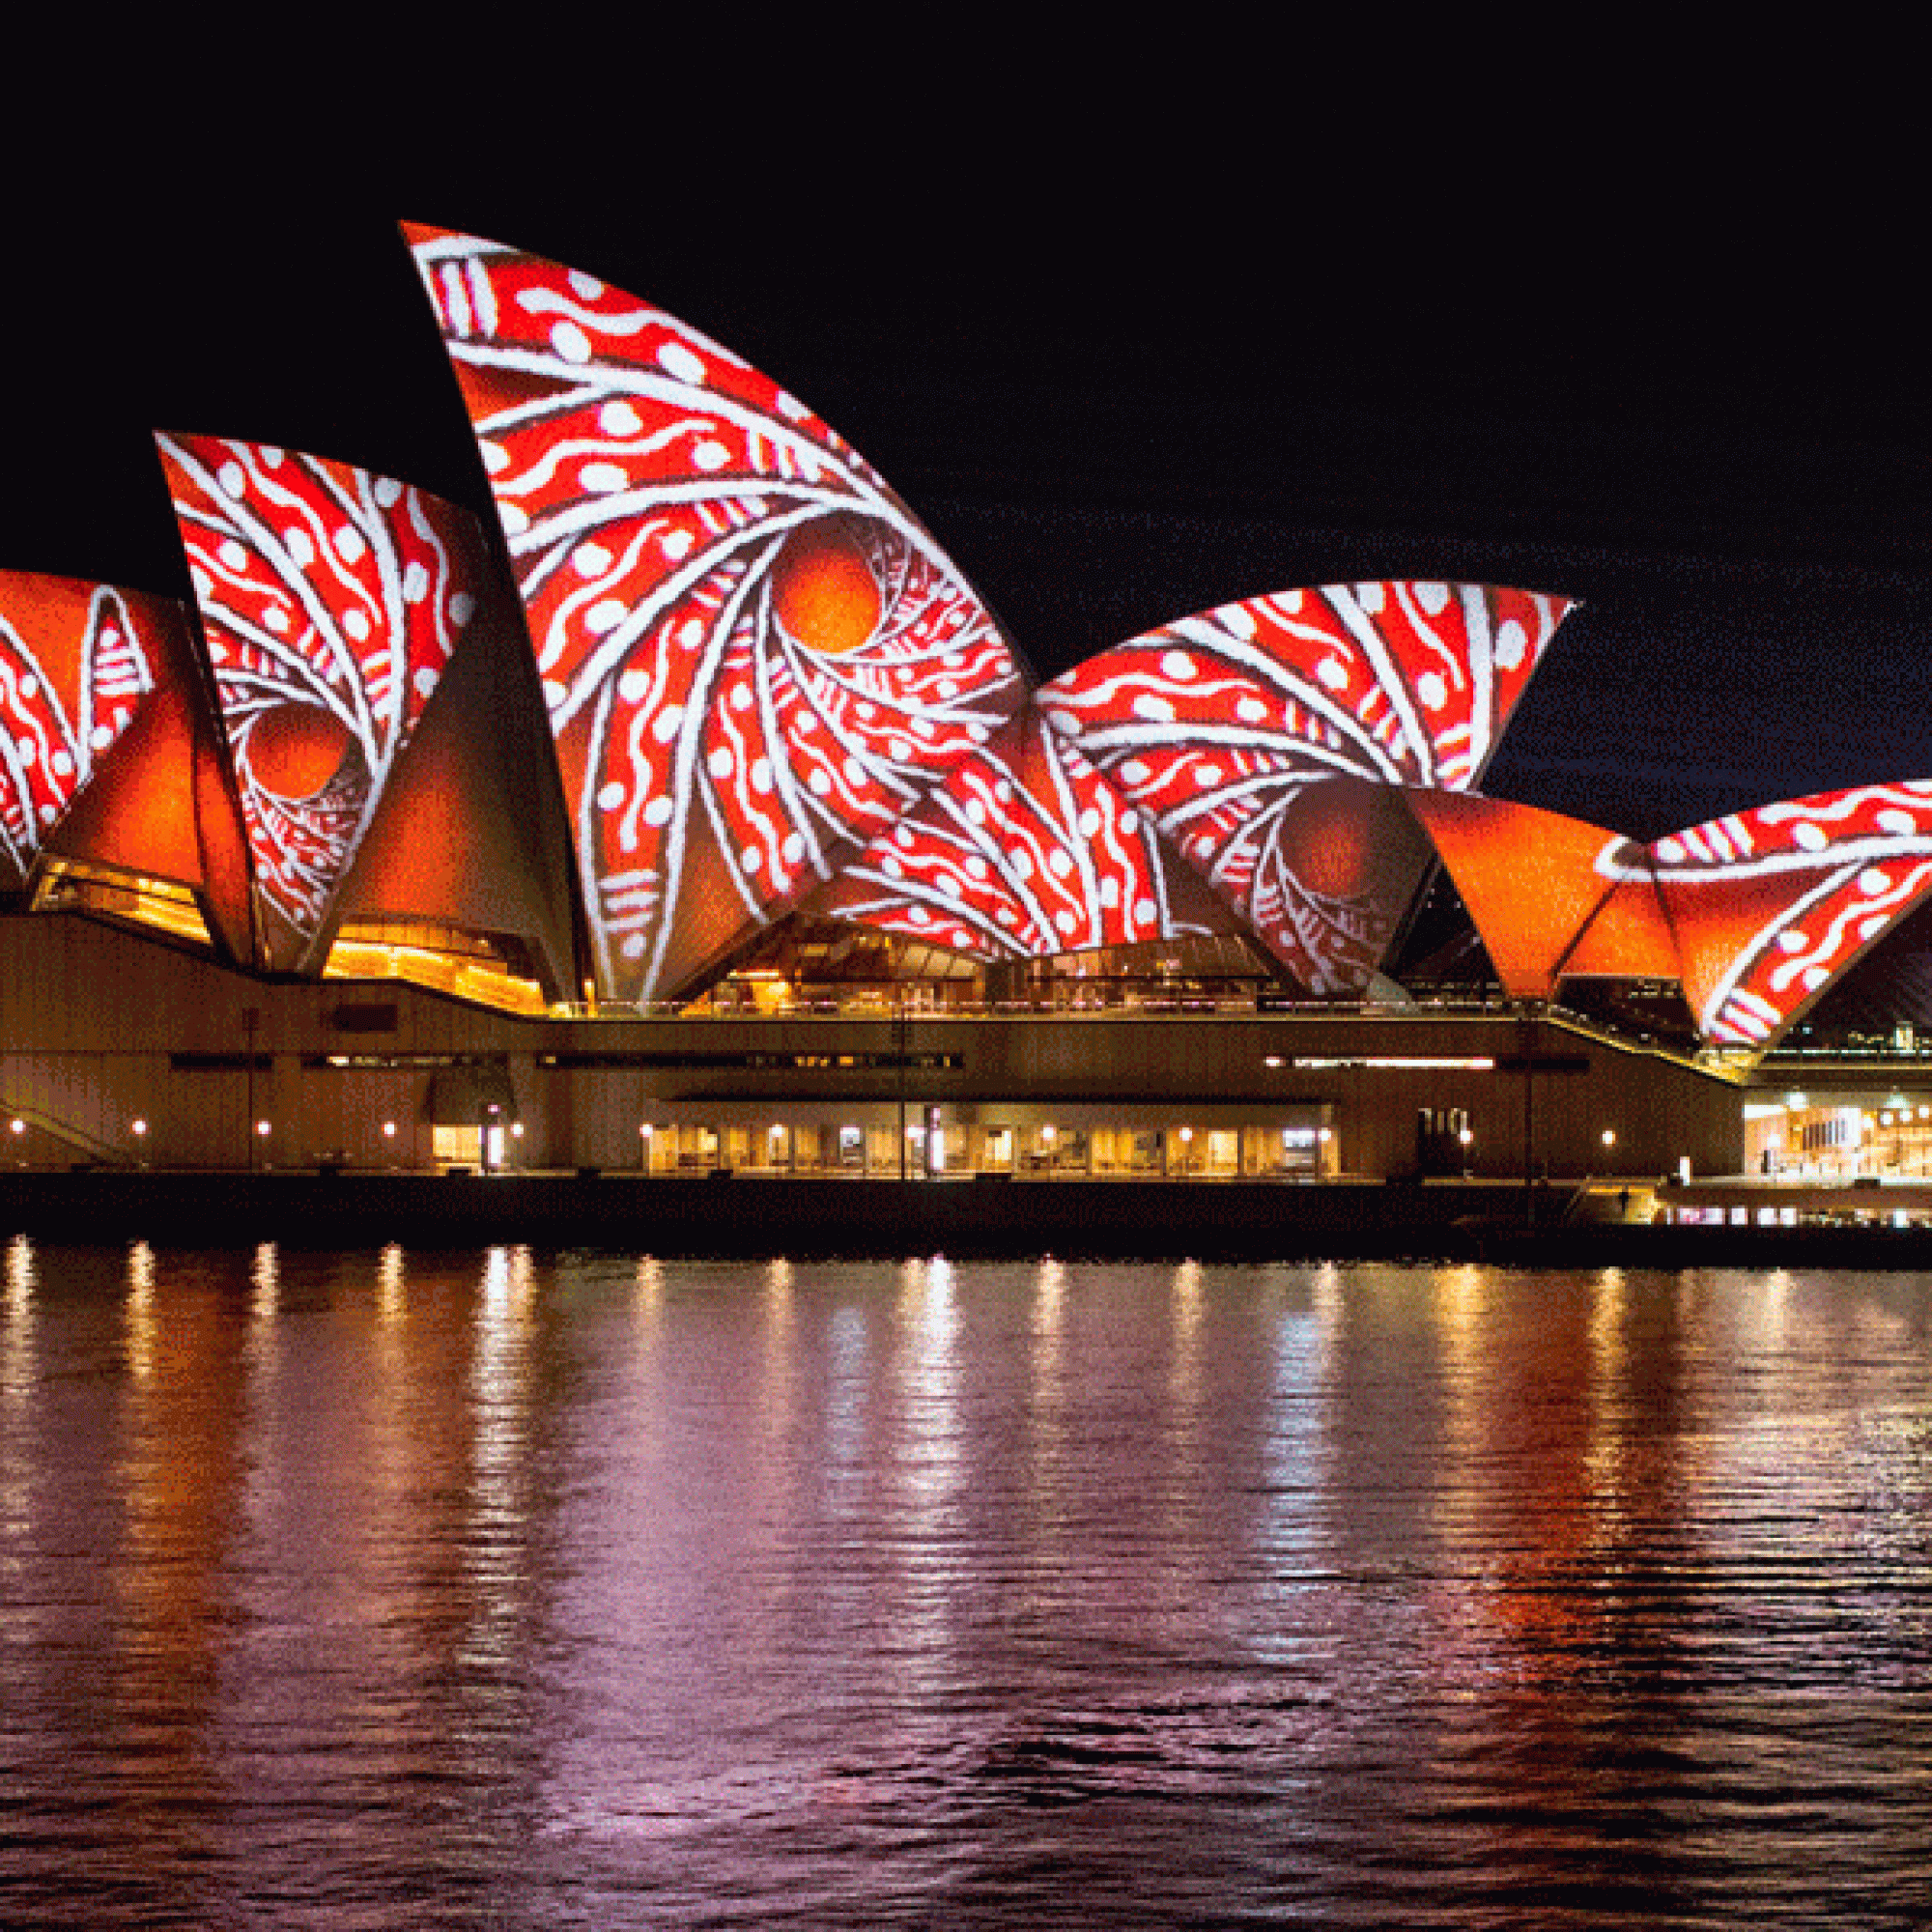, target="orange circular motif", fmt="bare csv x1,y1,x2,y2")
245,703,354,799
770,521,881,655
